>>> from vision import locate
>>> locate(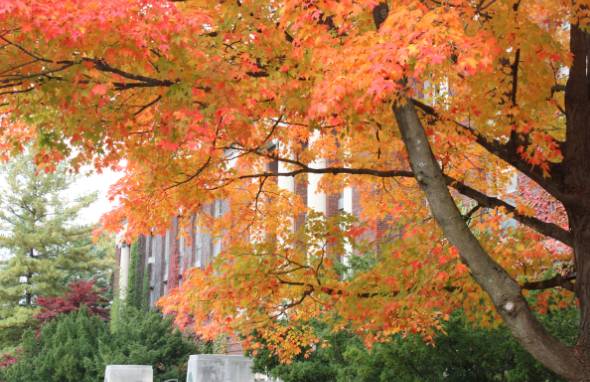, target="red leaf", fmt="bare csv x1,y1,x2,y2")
91,84,108,96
